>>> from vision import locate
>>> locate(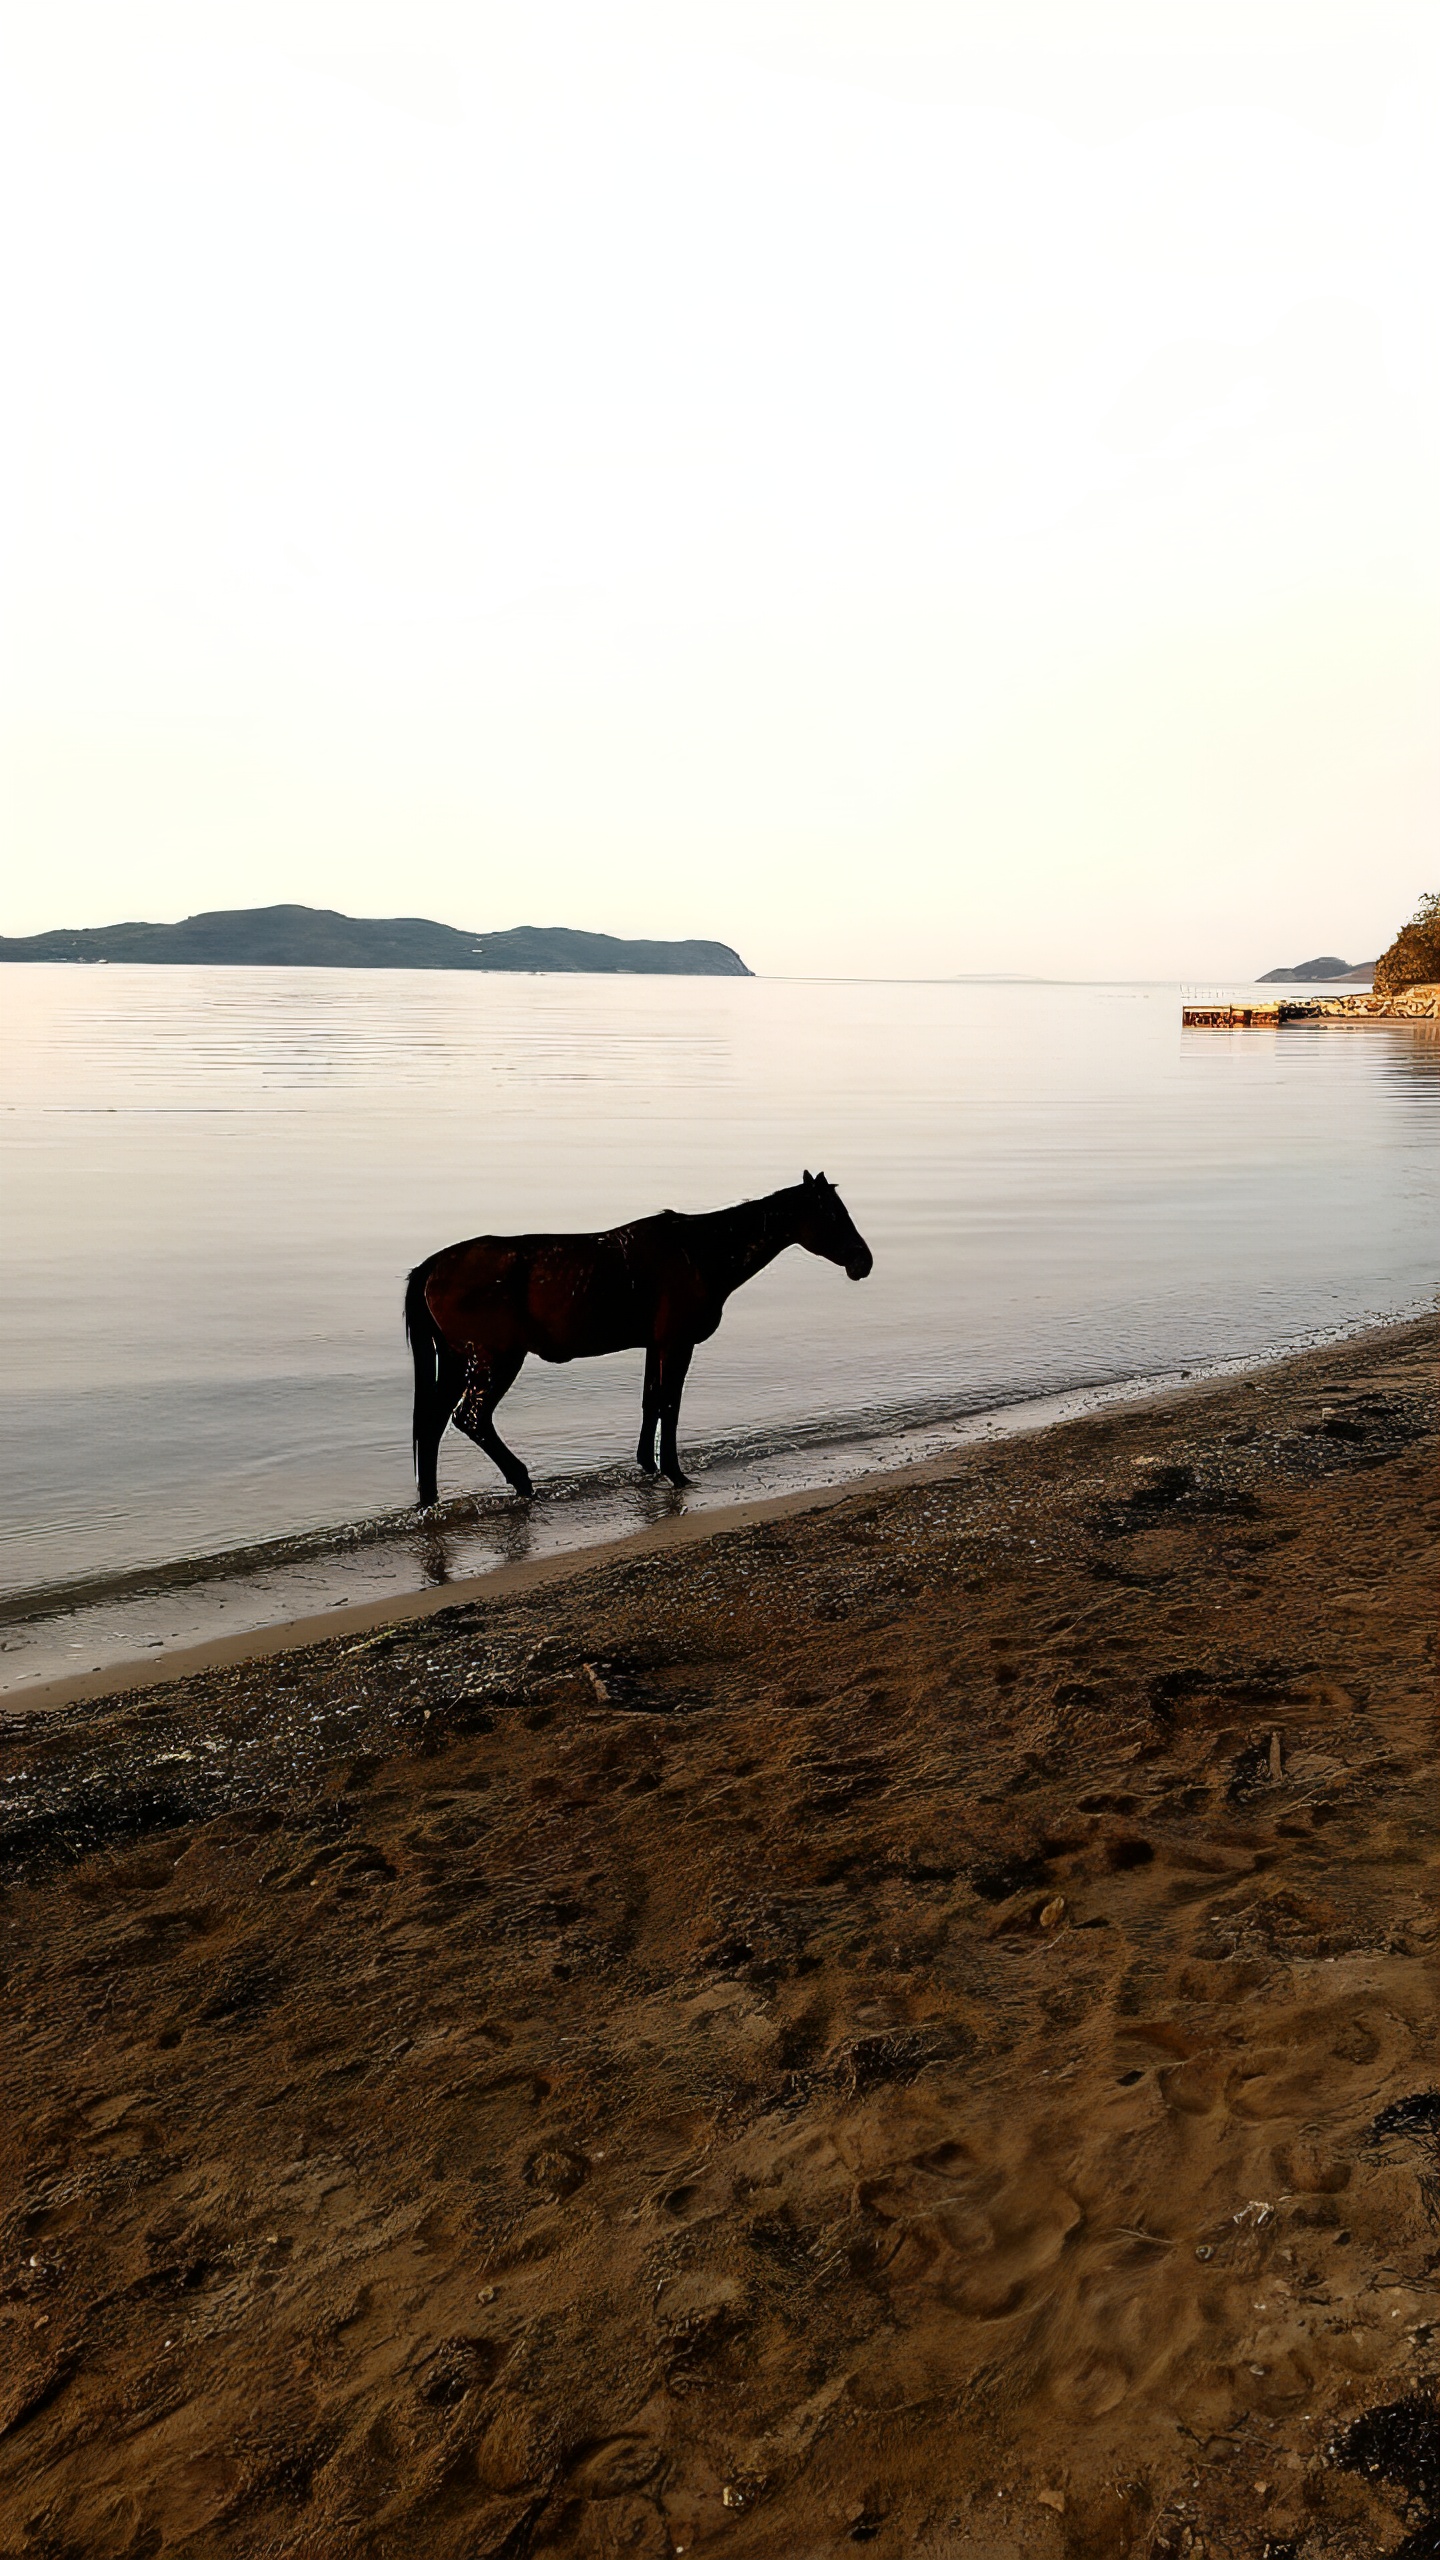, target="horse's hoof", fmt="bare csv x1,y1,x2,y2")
664,1470,692,1490
512,1479,534,1501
